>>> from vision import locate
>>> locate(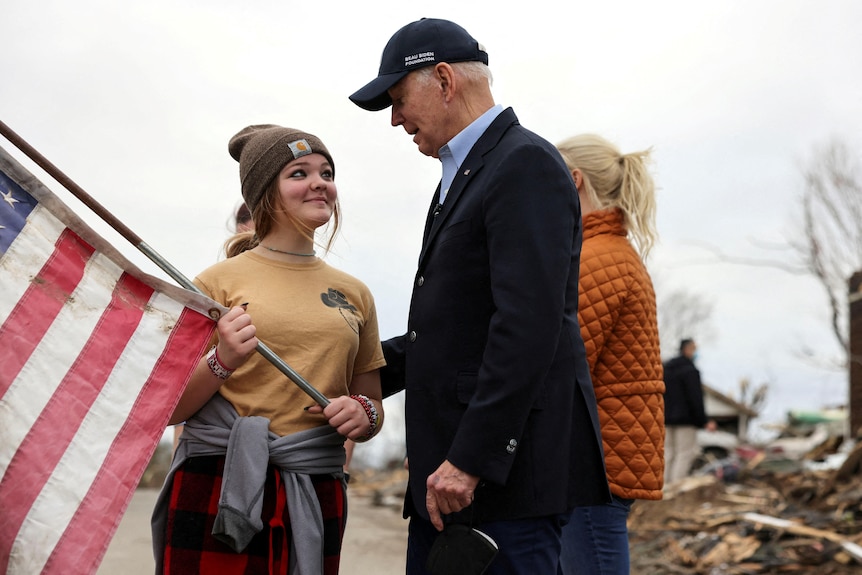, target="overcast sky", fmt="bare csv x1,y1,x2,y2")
3,0,861,444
